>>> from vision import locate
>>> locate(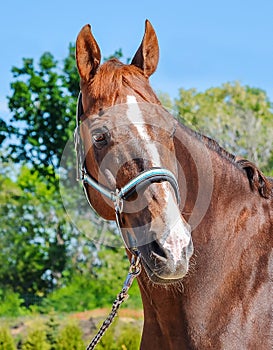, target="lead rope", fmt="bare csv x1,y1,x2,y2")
86,251,141,350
